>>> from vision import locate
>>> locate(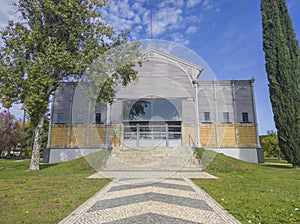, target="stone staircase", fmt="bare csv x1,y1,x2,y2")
102,146,201,171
